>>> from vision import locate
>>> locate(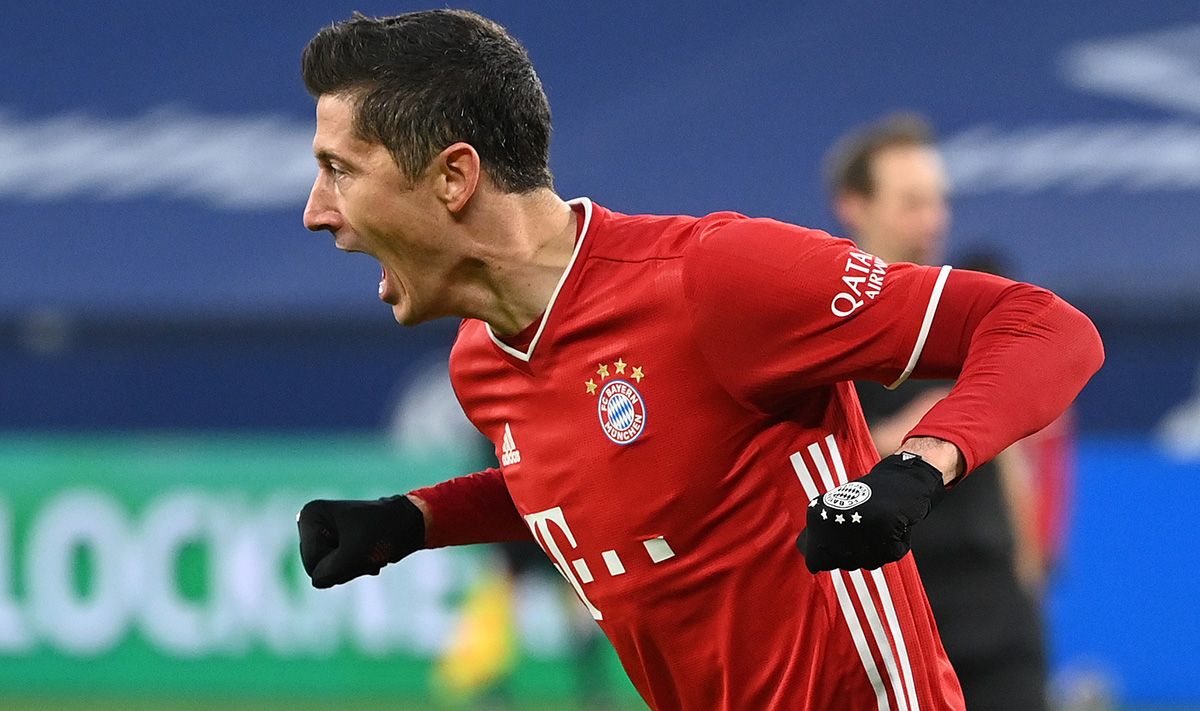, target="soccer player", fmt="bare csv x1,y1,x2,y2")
295,11,1104,711
826,113,1057,711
